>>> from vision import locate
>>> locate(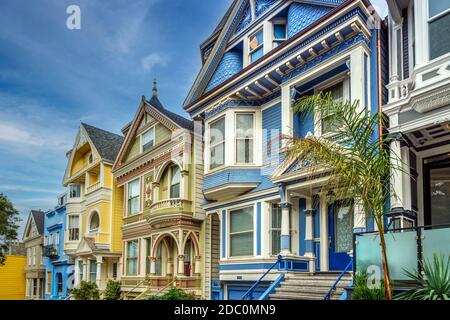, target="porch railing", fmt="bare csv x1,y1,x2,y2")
323,259,353,300
240,255,282,300
354,223,450,281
